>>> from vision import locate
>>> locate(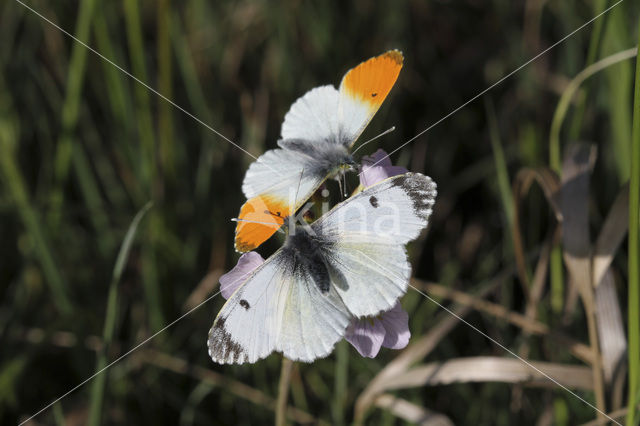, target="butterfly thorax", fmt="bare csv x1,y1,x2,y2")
282,227,333,294
279,138,355,177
